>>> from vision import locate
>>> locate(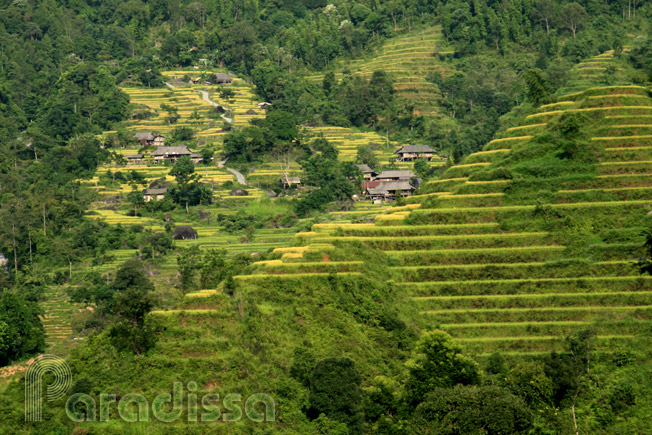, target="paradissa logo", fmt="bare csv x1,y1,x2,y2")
66,382,275,423
25,356,275,423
